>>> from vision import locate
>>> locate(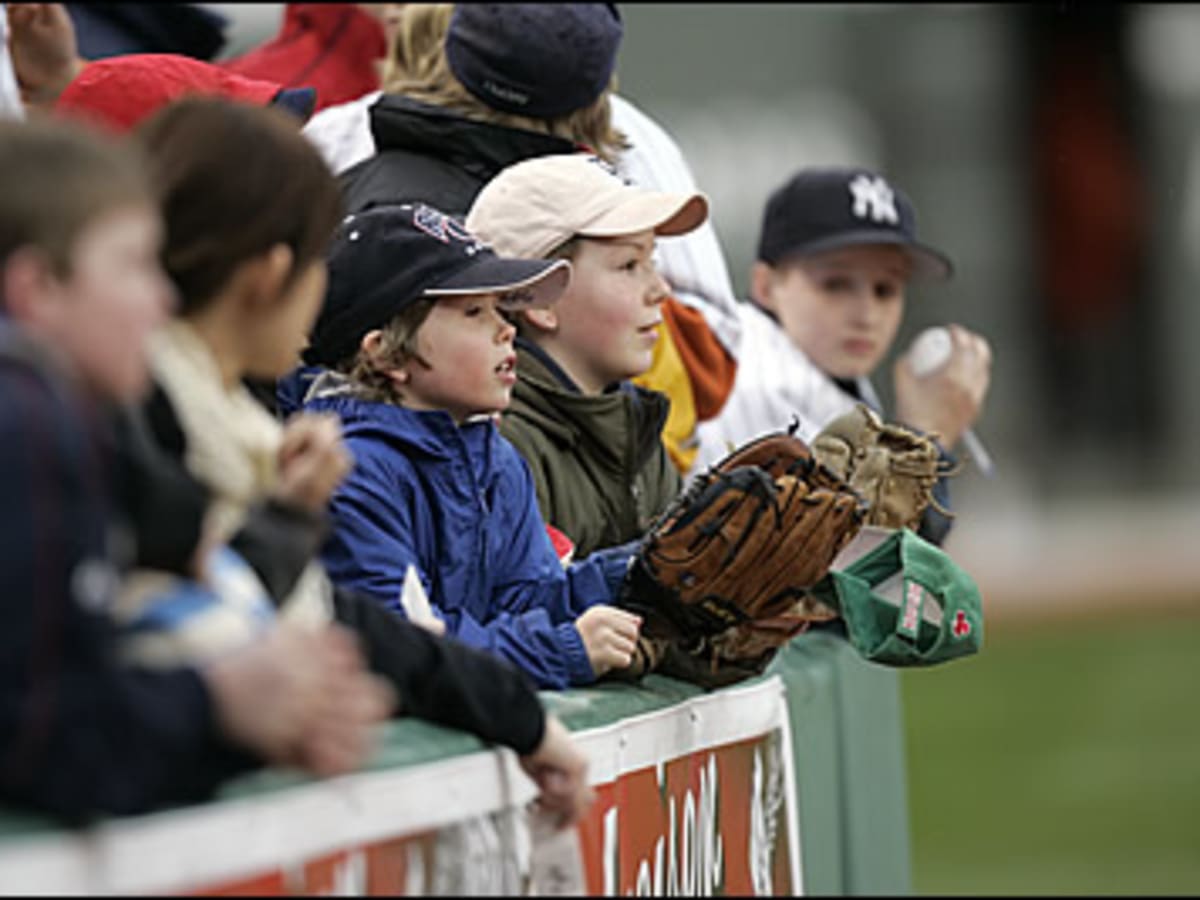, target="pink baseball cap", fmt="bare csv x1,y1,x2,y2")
466,152,709,260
